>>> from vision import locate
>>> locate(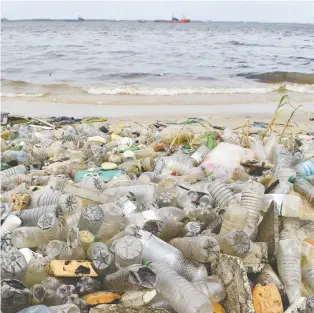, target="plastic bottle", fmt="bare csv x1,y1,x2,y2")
0,215,22,235
104,264,156,292
15,205,61,226
96,203,123,241
163,154,194,175
190,146,210,165
79,230,95,252
37,213,68,242
138,230,208,281
302,258,314,292
142,219,184,242
179,221,202,237
277,239,301,304
55,284,78,305
16,305,52,313
123,207,186,229
19,248,43,264
293,158,314,177
77,205,104,234
59,228,86,260
272,144,292,175
2,150,29,163
241,181,264,240
104,224,139,248
41,277,63,305
2,182,31,202
193,275,227,303
111,235,143,268
45,240,67,259
11,226,48,248
290,177,314,206
307,296,314,313
0,164,27,177
1,279,31,313
134,147,156,159
219,202,248,235
1,246,28,280
76,277,101,297
30,191,81,215
24,258,49,288
147,262,213,313
208,179,237,208
87,242,113,275
169,235,220,263
117,196,137,216
219,230,252,257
